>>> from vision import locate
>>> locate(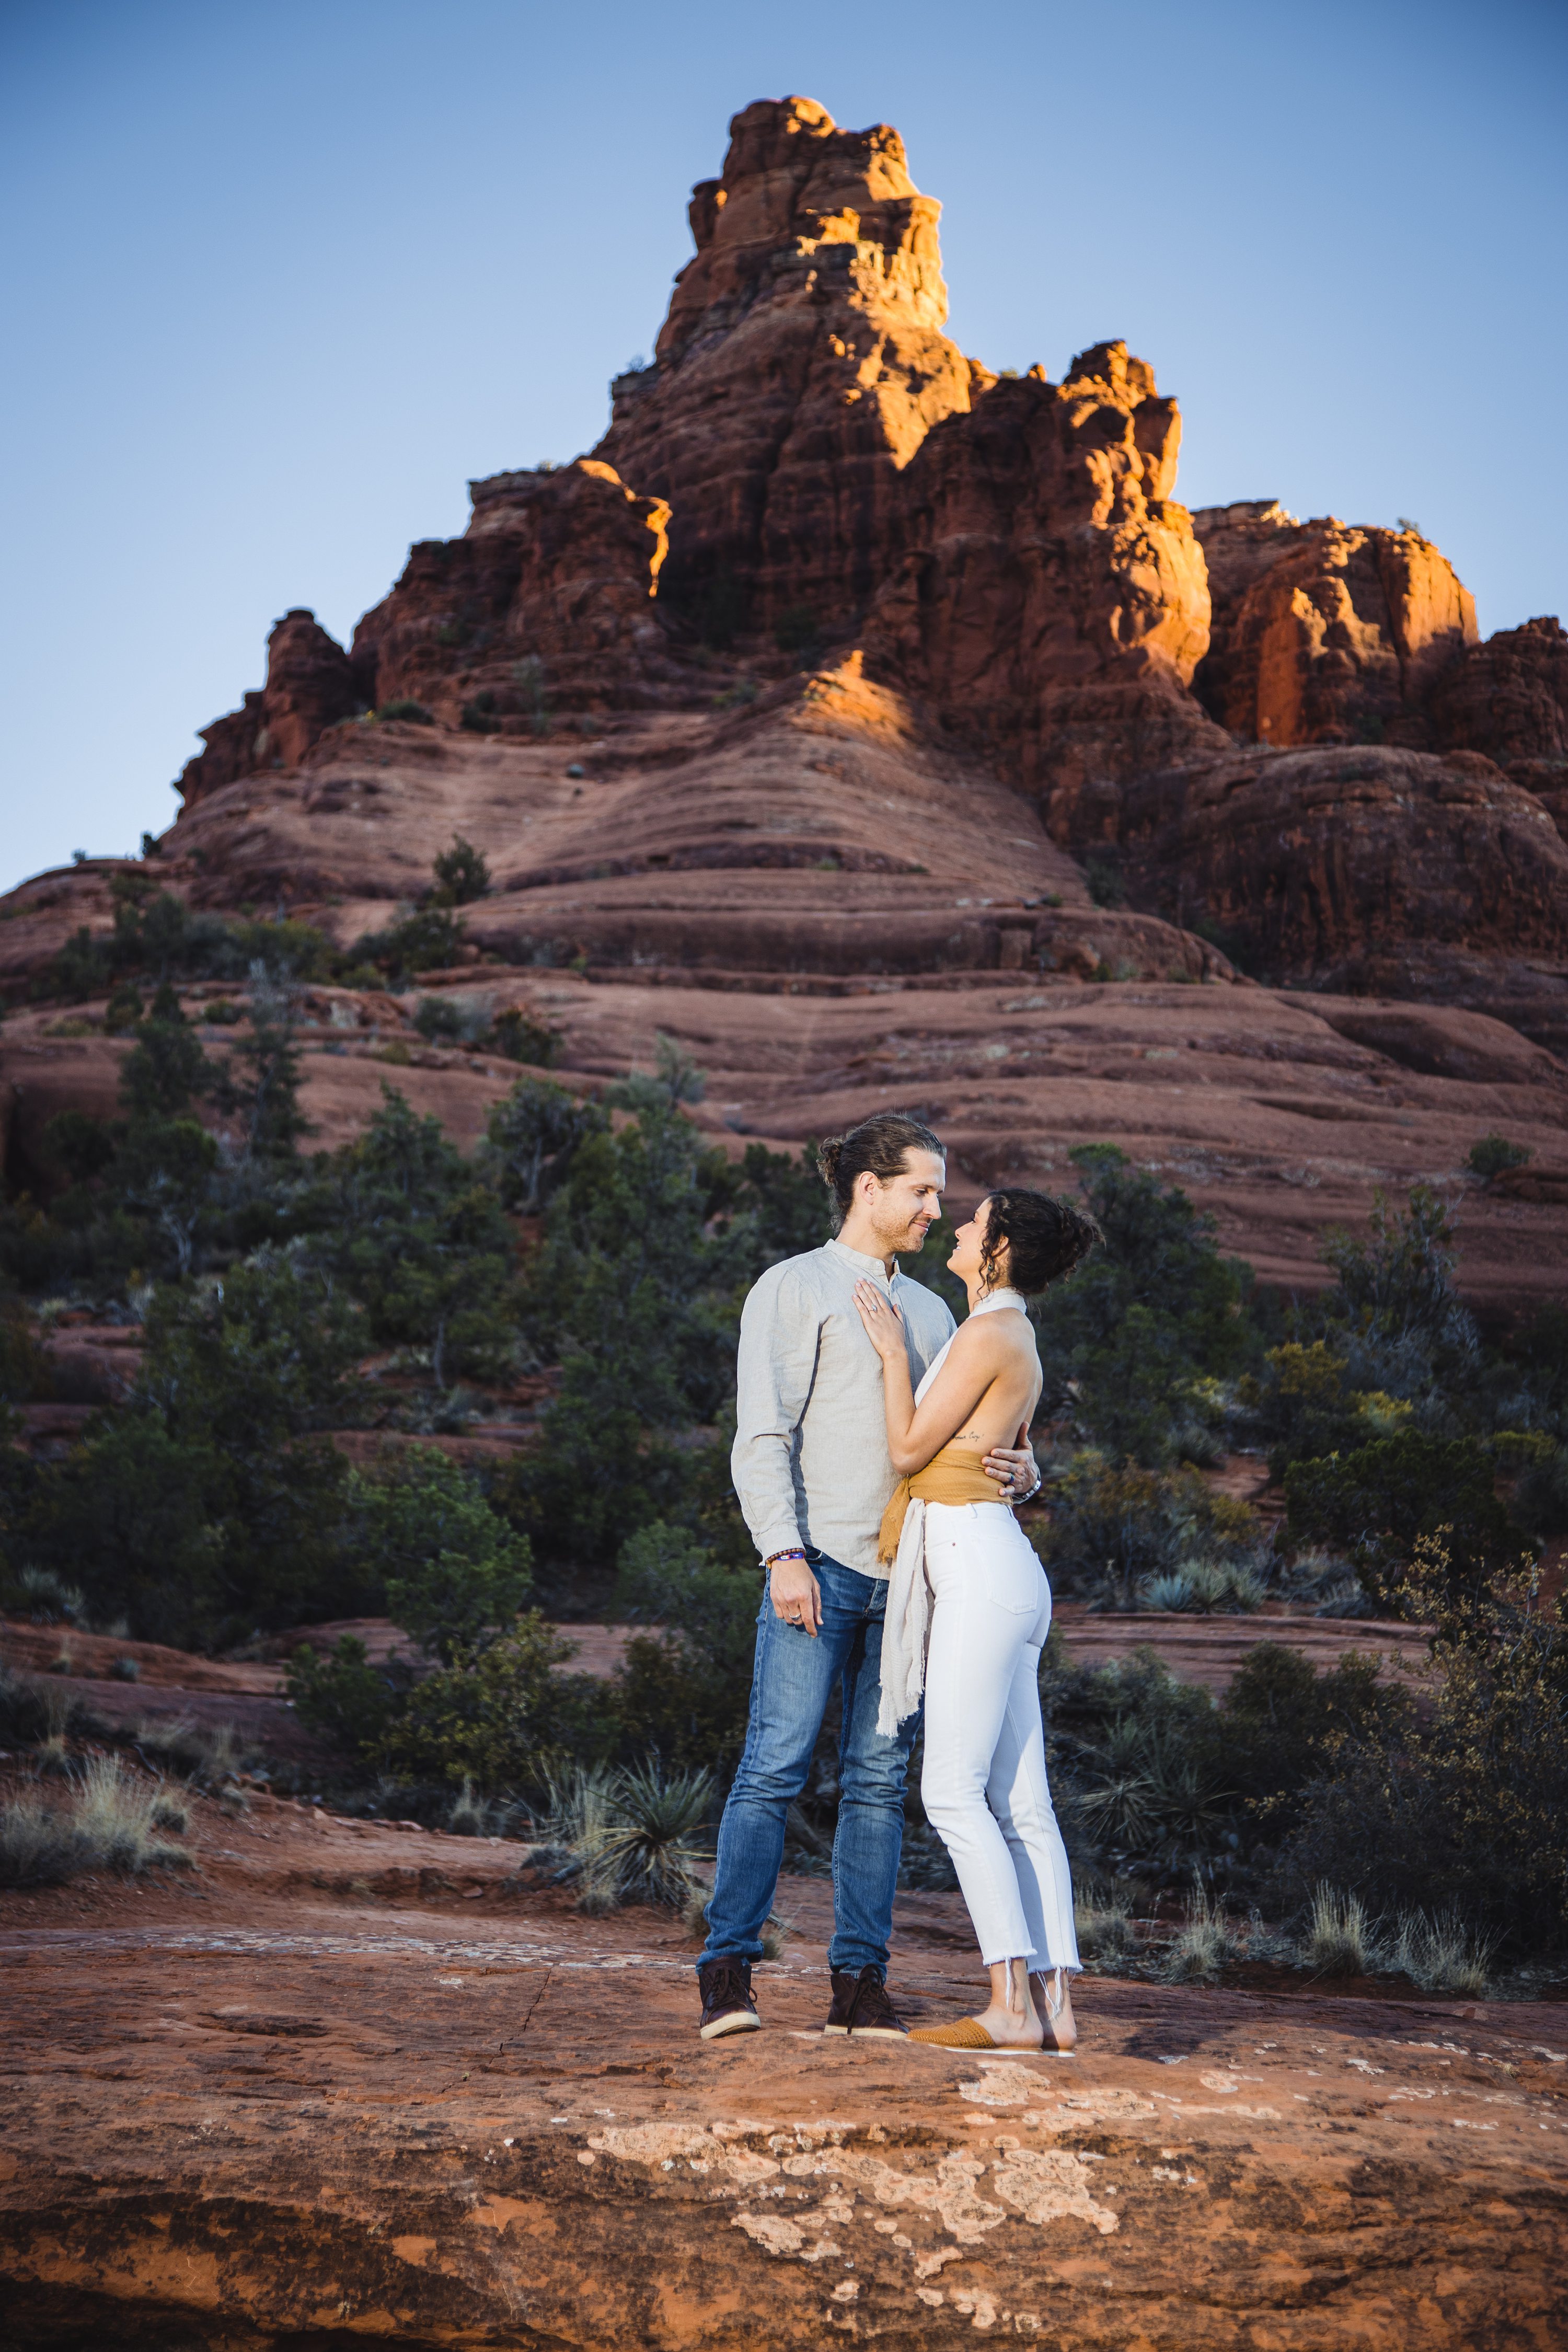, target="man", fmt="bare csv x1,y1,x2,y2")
696,1111,1041,2041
